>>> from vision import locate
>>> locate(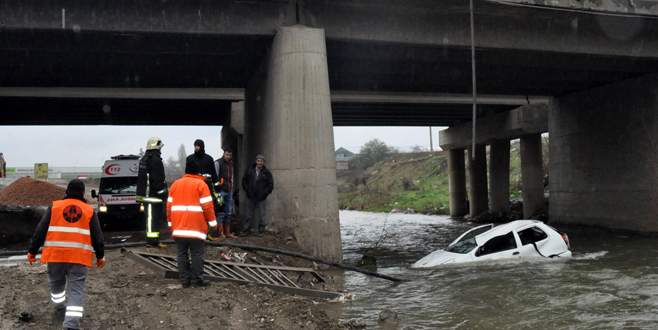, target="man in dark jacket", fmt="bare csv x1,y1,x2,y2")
214,147,237,238
241,154,274,236
186,139,222,237
186,139,218,183
136,137,167,246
